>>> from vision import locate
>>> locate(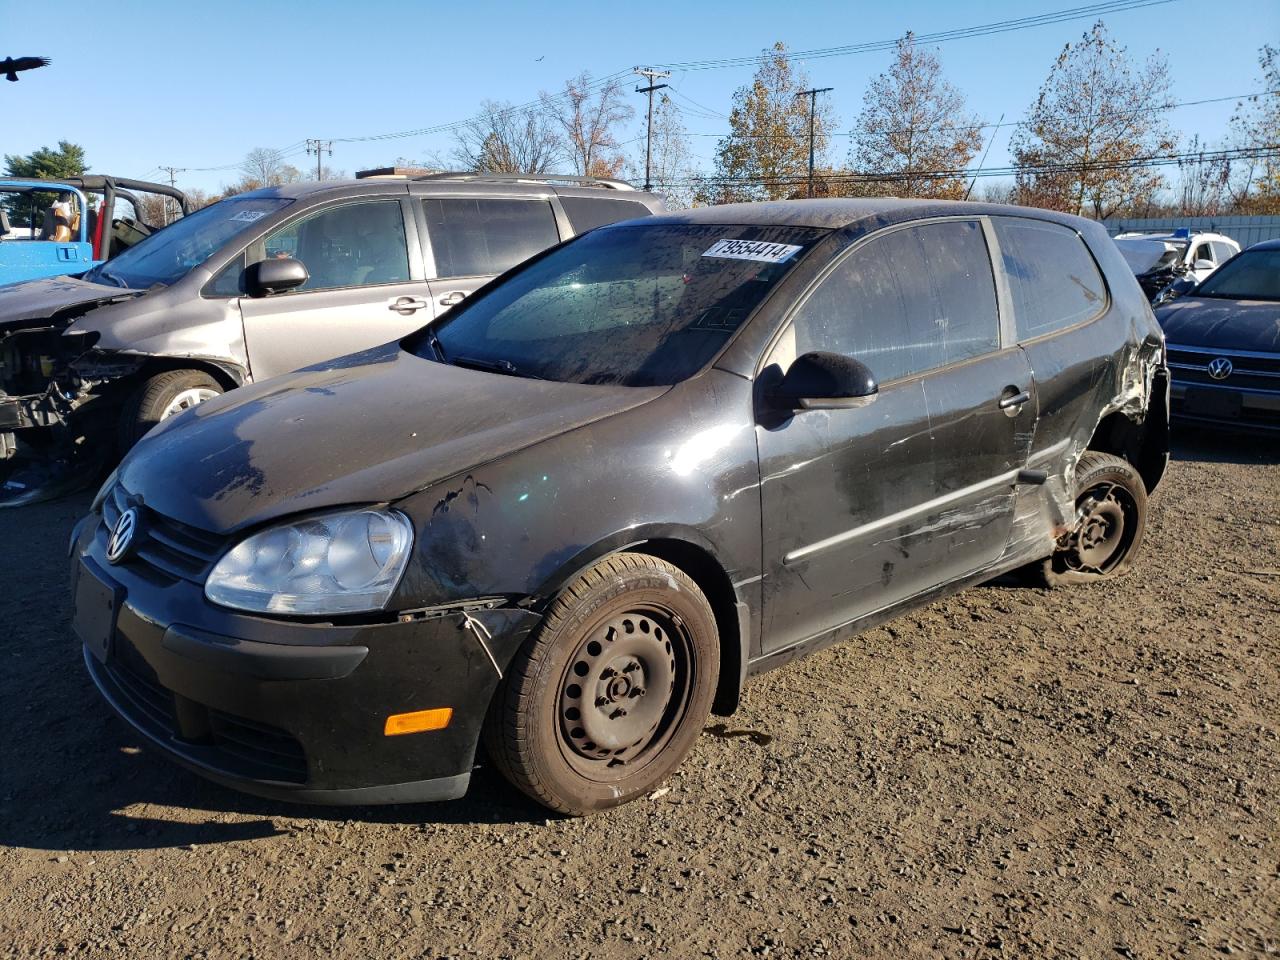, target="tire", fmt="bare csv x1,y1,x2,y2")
483,552,720,815
1035,451,1148,588
118,370,223,452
